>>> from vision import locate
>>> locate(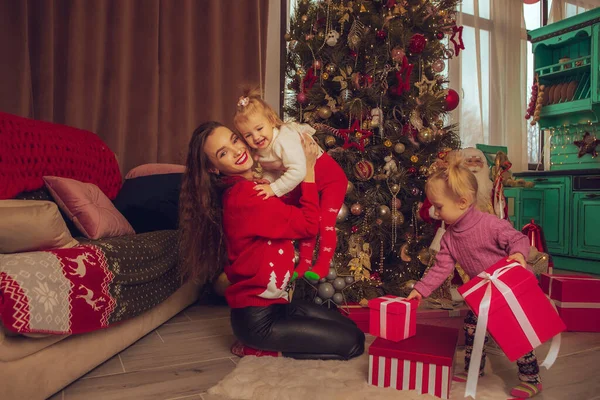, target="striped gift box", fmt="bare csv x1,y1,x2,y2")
368,324,459,399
